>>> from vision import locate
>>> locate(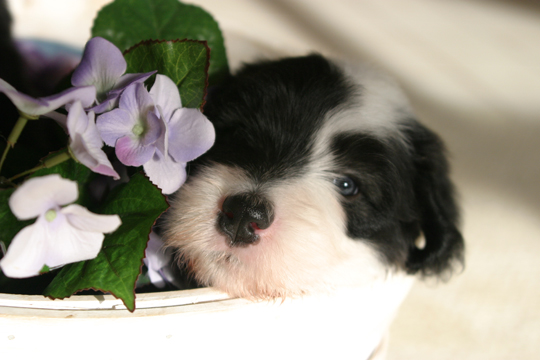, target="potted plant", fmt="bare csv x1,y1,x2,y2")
0,0,229,310
0,2,413,358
